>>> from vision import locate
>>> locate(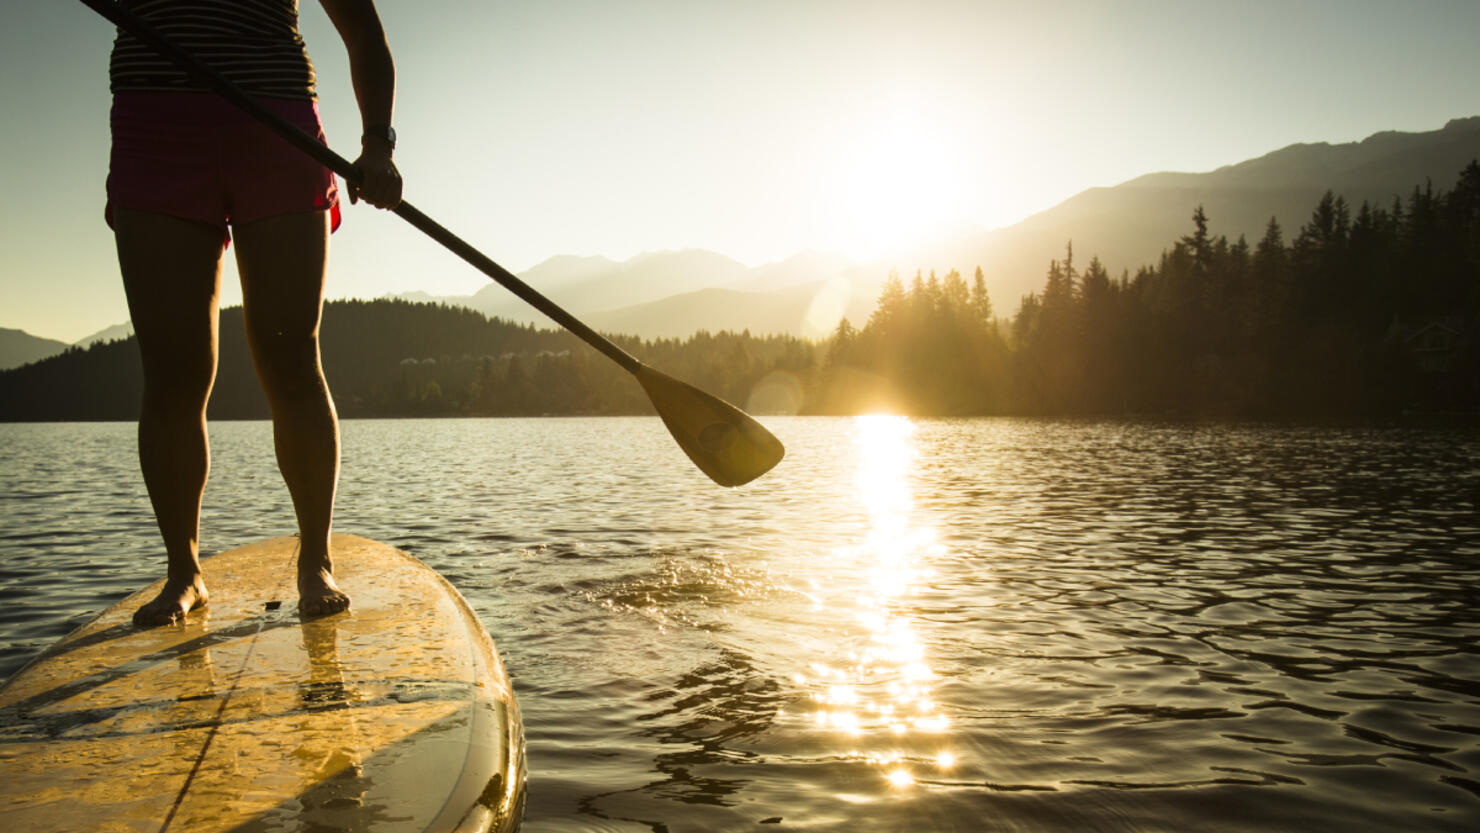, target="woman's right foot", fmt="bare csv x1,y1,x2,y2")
133,574,209,627
297,562,351,618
